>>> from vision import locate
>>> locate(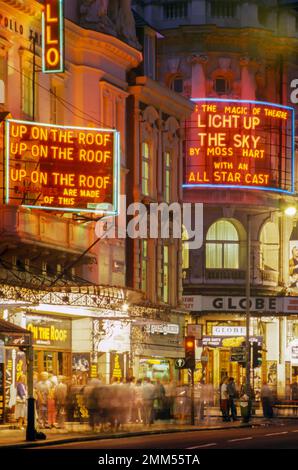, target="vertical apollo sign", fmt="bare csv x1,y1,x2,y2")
42,0,64,74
